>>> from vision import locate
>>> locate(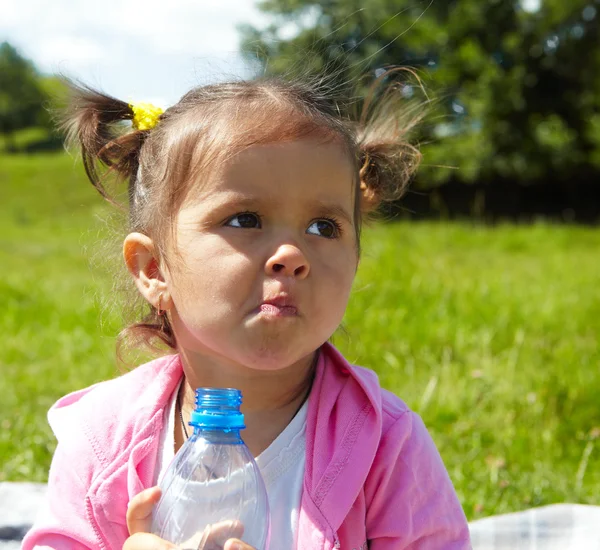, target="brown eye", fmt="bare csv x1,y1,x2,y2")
306,220,338,238
226,212,261,229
